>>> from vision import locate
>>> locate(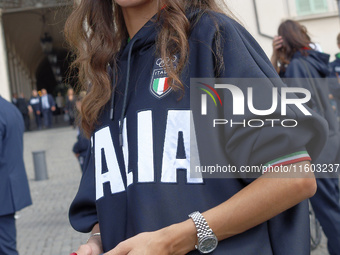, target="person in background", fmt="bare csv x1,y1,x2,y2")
330,33,340,83
271,19,340,255
55,92,65,116
65,88,76,127
11,93,18,106
72,91,90,173
329,33,340,124
28,89,42,130
0,95,32,255
16,92,30,131
40,88,56,128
